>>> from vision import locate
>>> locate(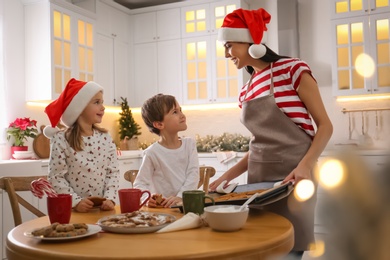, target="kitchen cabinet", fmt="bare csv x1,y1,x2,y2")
181,0,248,105
95,2,130,106
331,0,390,96
132,8,182,107
25,0,95,101
133,39,182,107
95,34,130,106
331,0,390,19
133,8,181,44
